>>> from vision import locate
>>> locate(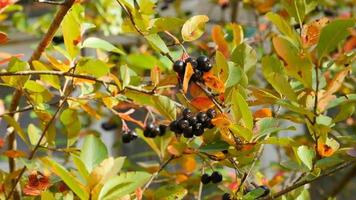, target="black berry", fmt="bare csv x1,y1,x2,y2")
178,119,190,130
191,70,203,82
183,126,194,138
222,193,231,200
193,123,204,136
129,130,138,140
101,121,118,131
153,126,160,137
144,123,157,138
173,60,186,75
188,116,198,126
197,112,208,123
258,185,270,197
182,108,192,119
222,149,228,154
201,173,211,184
196,55,210,71
201,62,213,72
185,57,198,68
206,108,217,118
122,133,132,143
159,125,167,136
211,171,223,183
203,117,214,129
169,120,180,133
